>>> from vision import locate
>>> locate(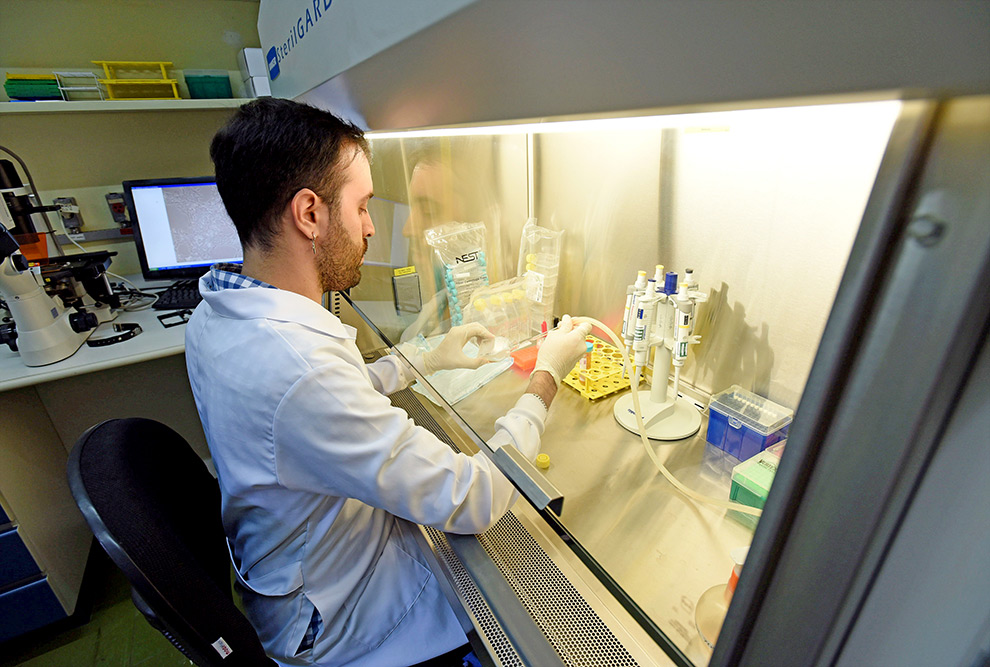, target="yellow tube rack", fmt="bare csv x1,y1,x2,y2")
562,338,636,400
92,60,179,100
